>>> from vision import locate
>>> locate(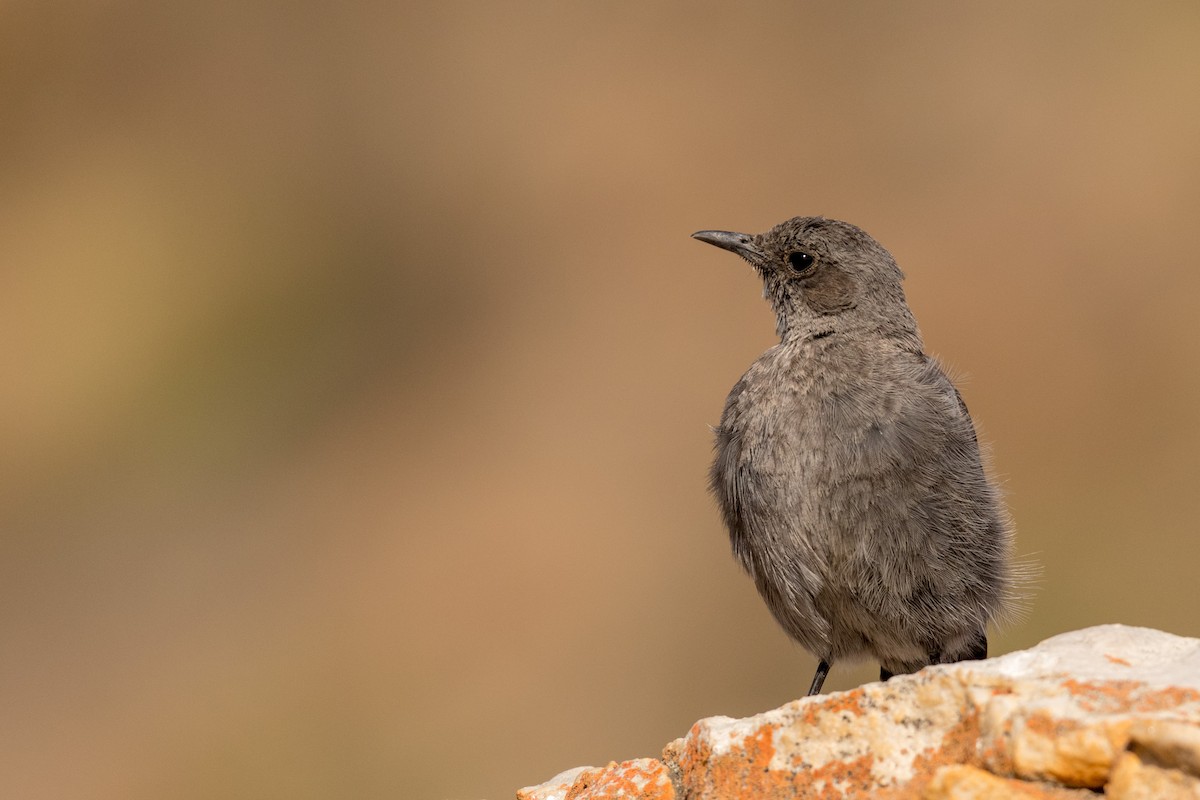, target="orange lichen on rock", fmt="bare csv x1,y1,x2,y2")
665,673,990,799
672,718,890,800
904,706,985,797
793,686,869,726
517,760,675,800
1061,679,1200,715
559,759,675,800
670,719,790,800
